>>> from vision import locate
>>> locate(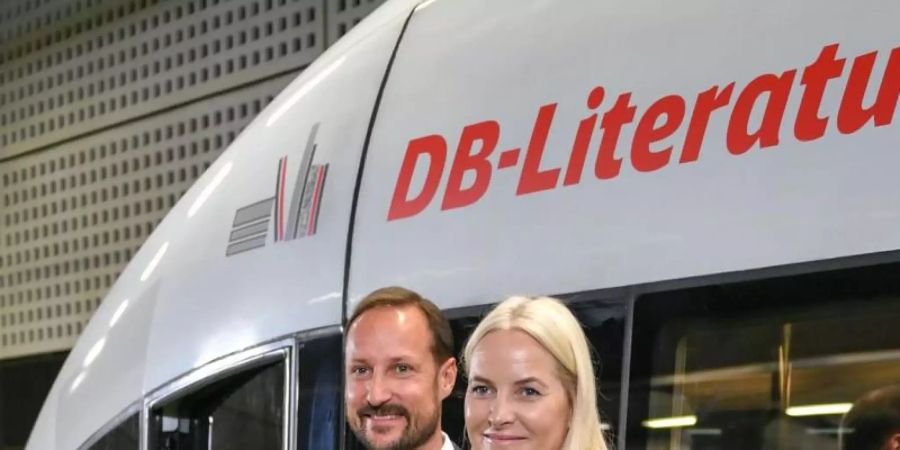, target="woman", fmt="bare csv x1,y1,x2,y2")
462,296,609,450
